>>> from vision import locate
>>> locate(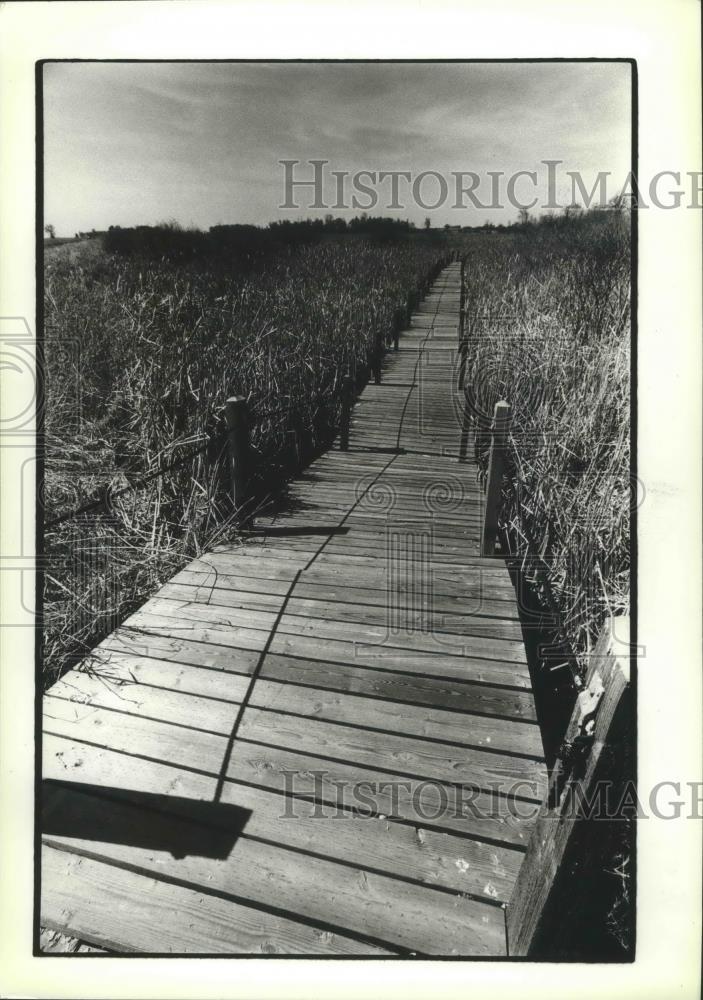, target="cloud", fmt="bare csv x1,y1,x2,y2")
42,60,631,233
